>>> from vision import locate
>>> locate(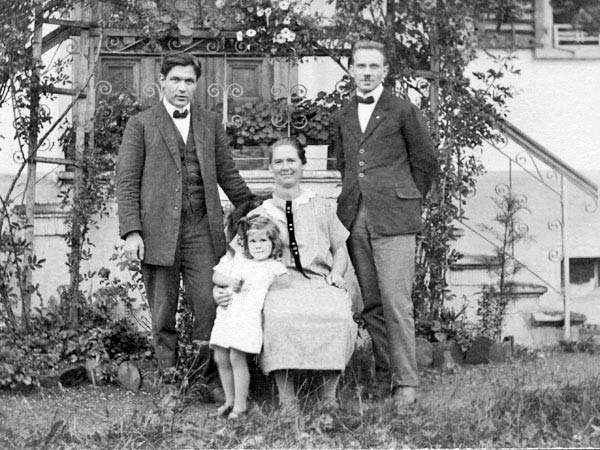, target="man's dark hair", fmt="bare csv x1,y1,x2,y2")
350,40,388,66
160,52,202,79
